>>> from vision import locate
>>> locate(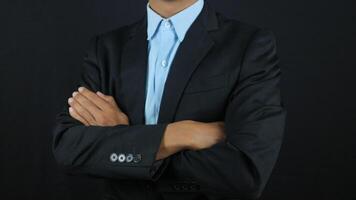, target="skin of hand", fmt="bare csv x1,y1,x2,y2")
68,87,129,126
155,120,226,160
68,87,226,160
